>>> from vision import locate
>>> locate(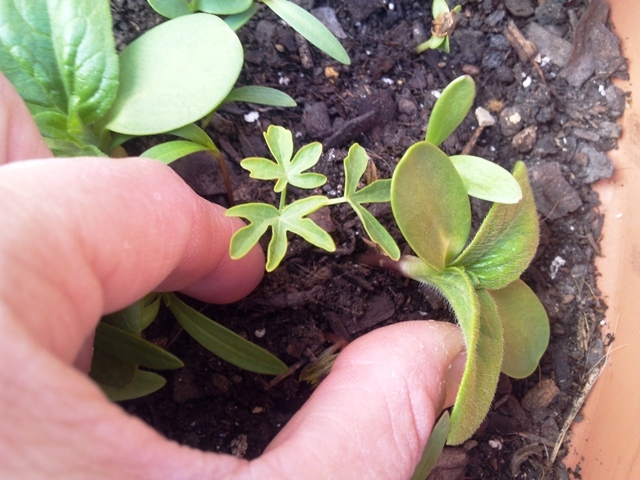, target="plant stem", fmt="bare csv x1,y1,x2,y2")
325,197,347,206
279,186,287,211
